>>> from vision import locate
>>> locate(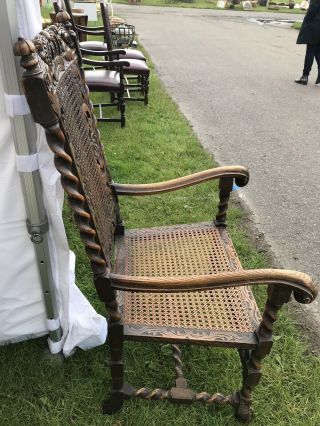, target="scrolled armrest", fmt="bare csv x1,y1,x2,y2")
109,269,317,303
111,166,249,196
